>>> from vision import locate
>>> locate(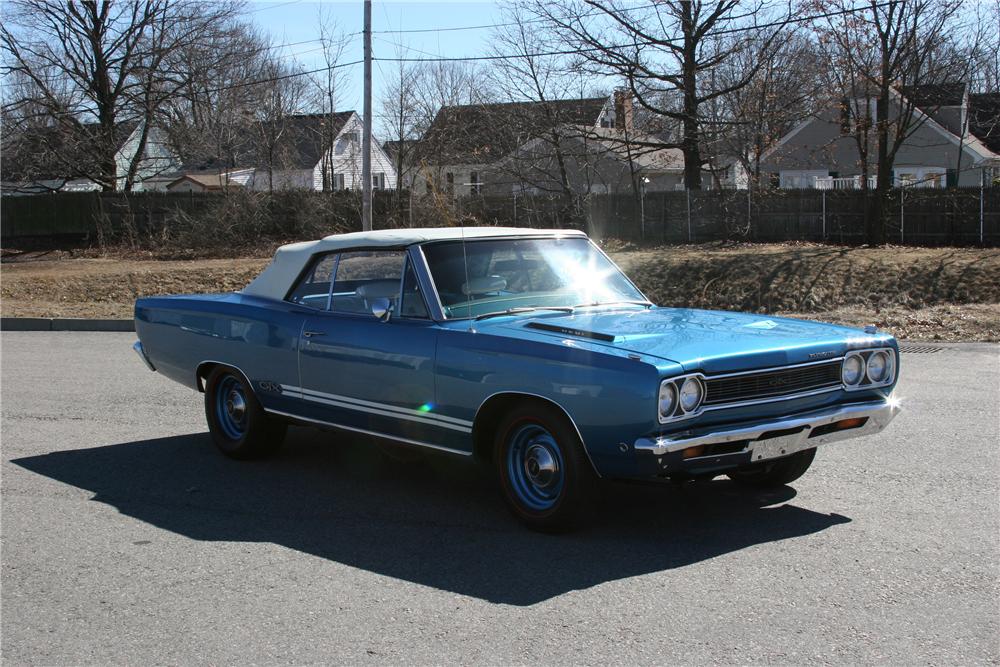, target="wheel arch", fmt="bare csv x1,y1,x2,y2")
472,392,600,477
195,360,255,395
